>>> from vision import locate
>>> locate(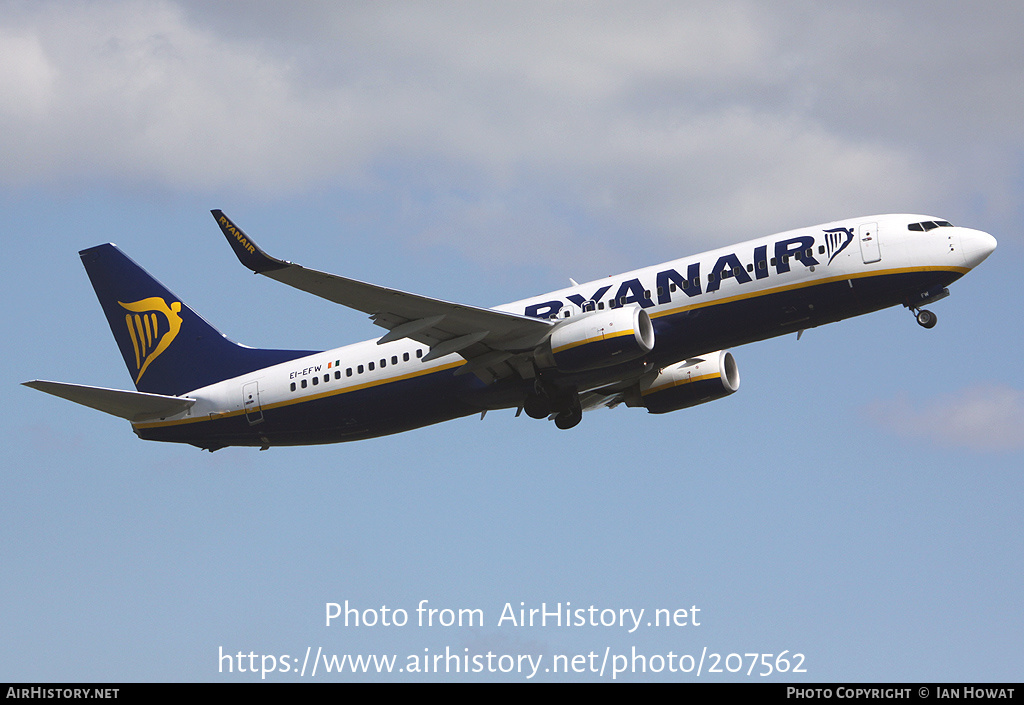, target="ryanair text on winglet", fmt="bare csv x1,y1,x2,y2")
219,214,256,255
